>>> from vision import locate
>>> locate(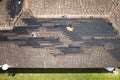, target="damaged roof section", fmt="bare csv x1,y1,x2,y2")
7,0,24,18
